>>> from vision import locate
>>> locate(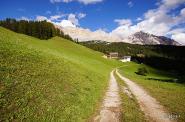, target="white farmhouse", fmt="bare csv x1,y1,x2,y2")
120,56,131,62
